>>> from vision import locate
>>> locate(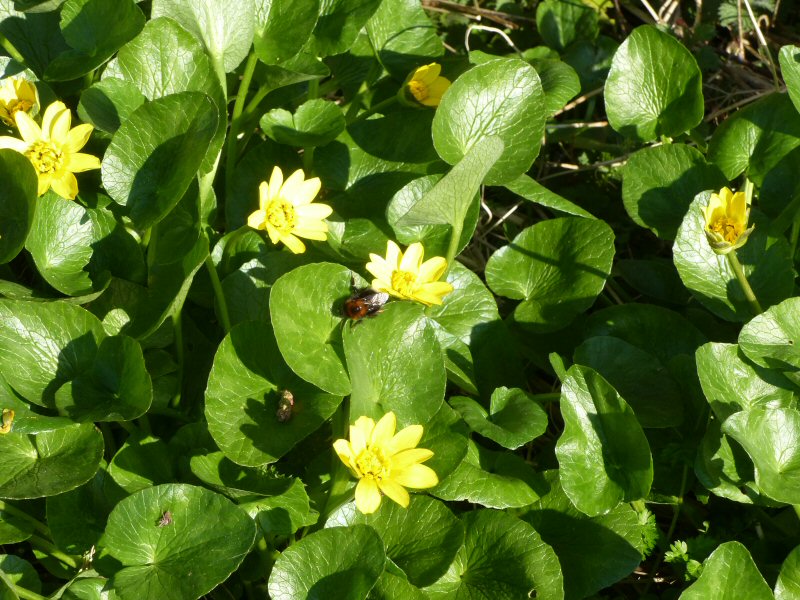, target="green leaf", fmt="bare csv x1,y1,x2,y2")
622,144,727,240
328,495,464,587
103,483,256,600
44,0,144,81
673,193,794,321
780,45,800,115
432,58,546,185
530,57,580,116
505,173,595,218
523,470,648,600
535,0,598,52
109,433,174,493
365,0,444,77
419,401,470,484
696,342,795,421
237,477,318,536
268,525,385,599
0,555,40,600
433,439,545,509
270,263,351,396
78,78,146,134
254,0,318,65
151,0,255,75
395,136,503,261
0,423,103,499
0,300,104,407
260,98,345,147
0,2,69,77
424,509,564,600
738,297,800,372
54,335,152,422
343,302,445,426
101,92,219,229
723,407,800,504
58,577,113,600
776,545,800,600
556,365,653,516
0,149,36,265
485,217,614,332
574,336,685,428
679,541,773,600
205,320,343,466
46,464,123,555
0,506,33,544
708,93,800,185
310,0,383,57
451,387,547,449
605,25,703,141
695,417,761,504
